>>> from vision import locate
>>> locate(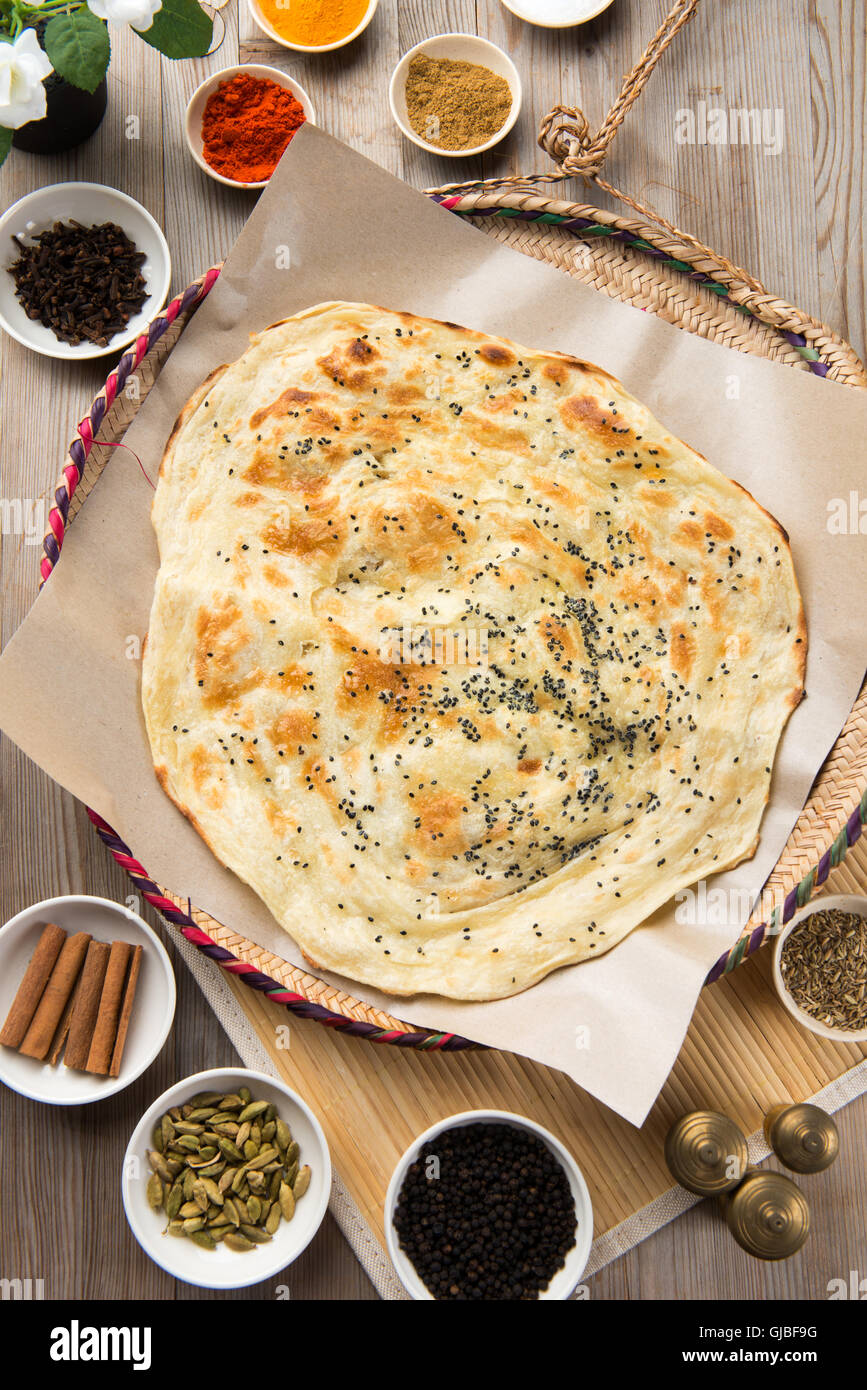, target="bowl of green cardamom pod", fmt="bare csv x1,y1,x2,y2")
122,1067,331,1289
